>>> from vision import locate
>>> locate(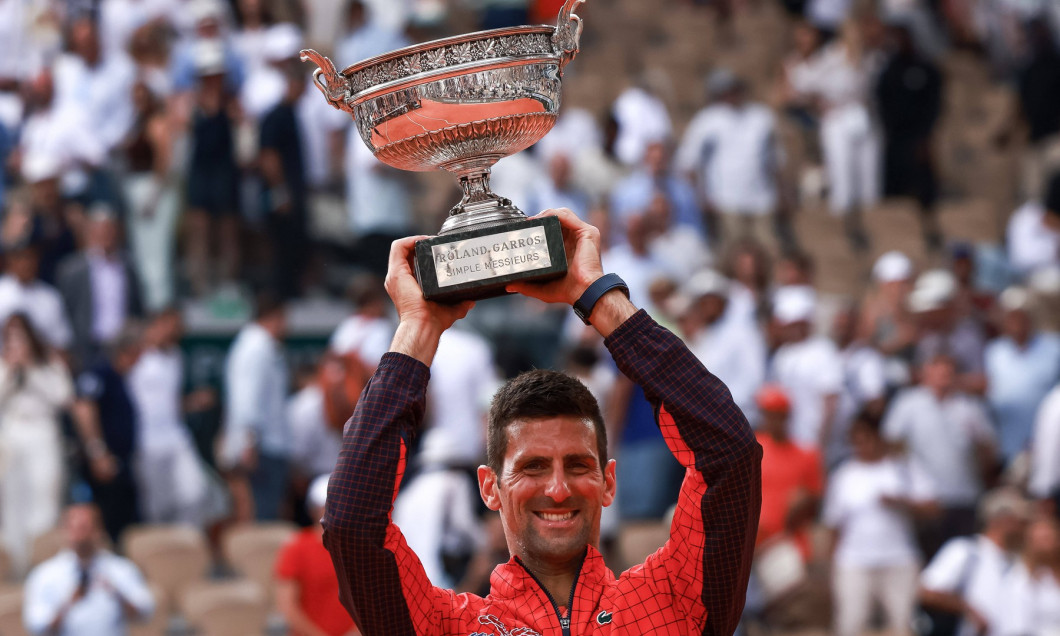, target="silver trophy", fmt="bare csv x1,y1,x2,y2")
301,0,587,302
